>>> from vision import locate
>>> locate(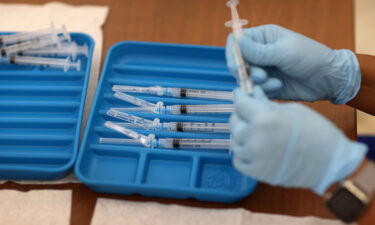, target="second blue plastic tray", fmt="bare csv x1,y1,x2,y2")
75,41,257,202
0,32,94,180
